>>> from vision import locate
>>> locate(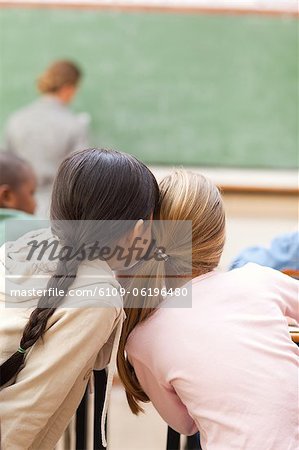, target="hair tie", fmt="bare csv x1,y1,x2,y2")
17,346,26,354
154,248,169,262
